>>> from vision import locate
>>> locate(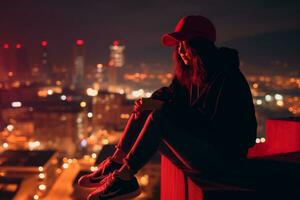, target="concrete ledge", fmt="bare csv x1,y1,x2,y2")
161,118,300,200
